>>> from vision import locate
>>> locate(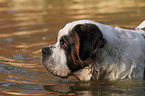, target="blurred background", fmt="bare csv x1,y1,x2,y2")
0,0,145,95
